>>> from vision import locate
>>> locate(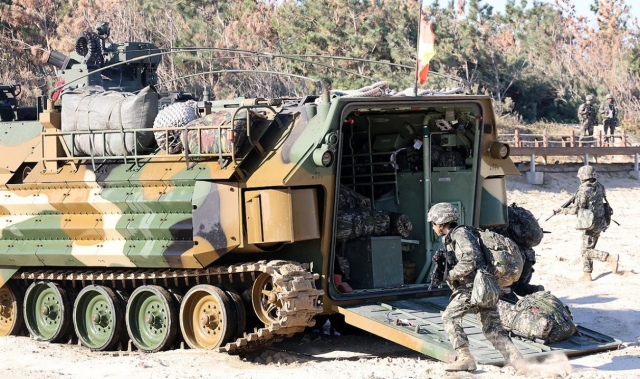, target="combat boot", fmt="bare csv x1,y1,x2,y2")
579,272,592,282
503,344,528,374
445,346,476,372
606,254,619,274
